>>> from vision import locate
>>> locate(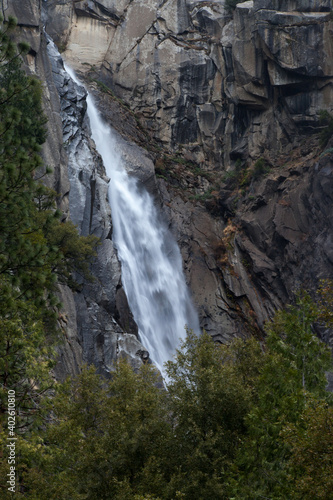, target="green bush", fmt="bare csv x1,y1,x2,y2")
253,157,270,179
318,109,333,147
